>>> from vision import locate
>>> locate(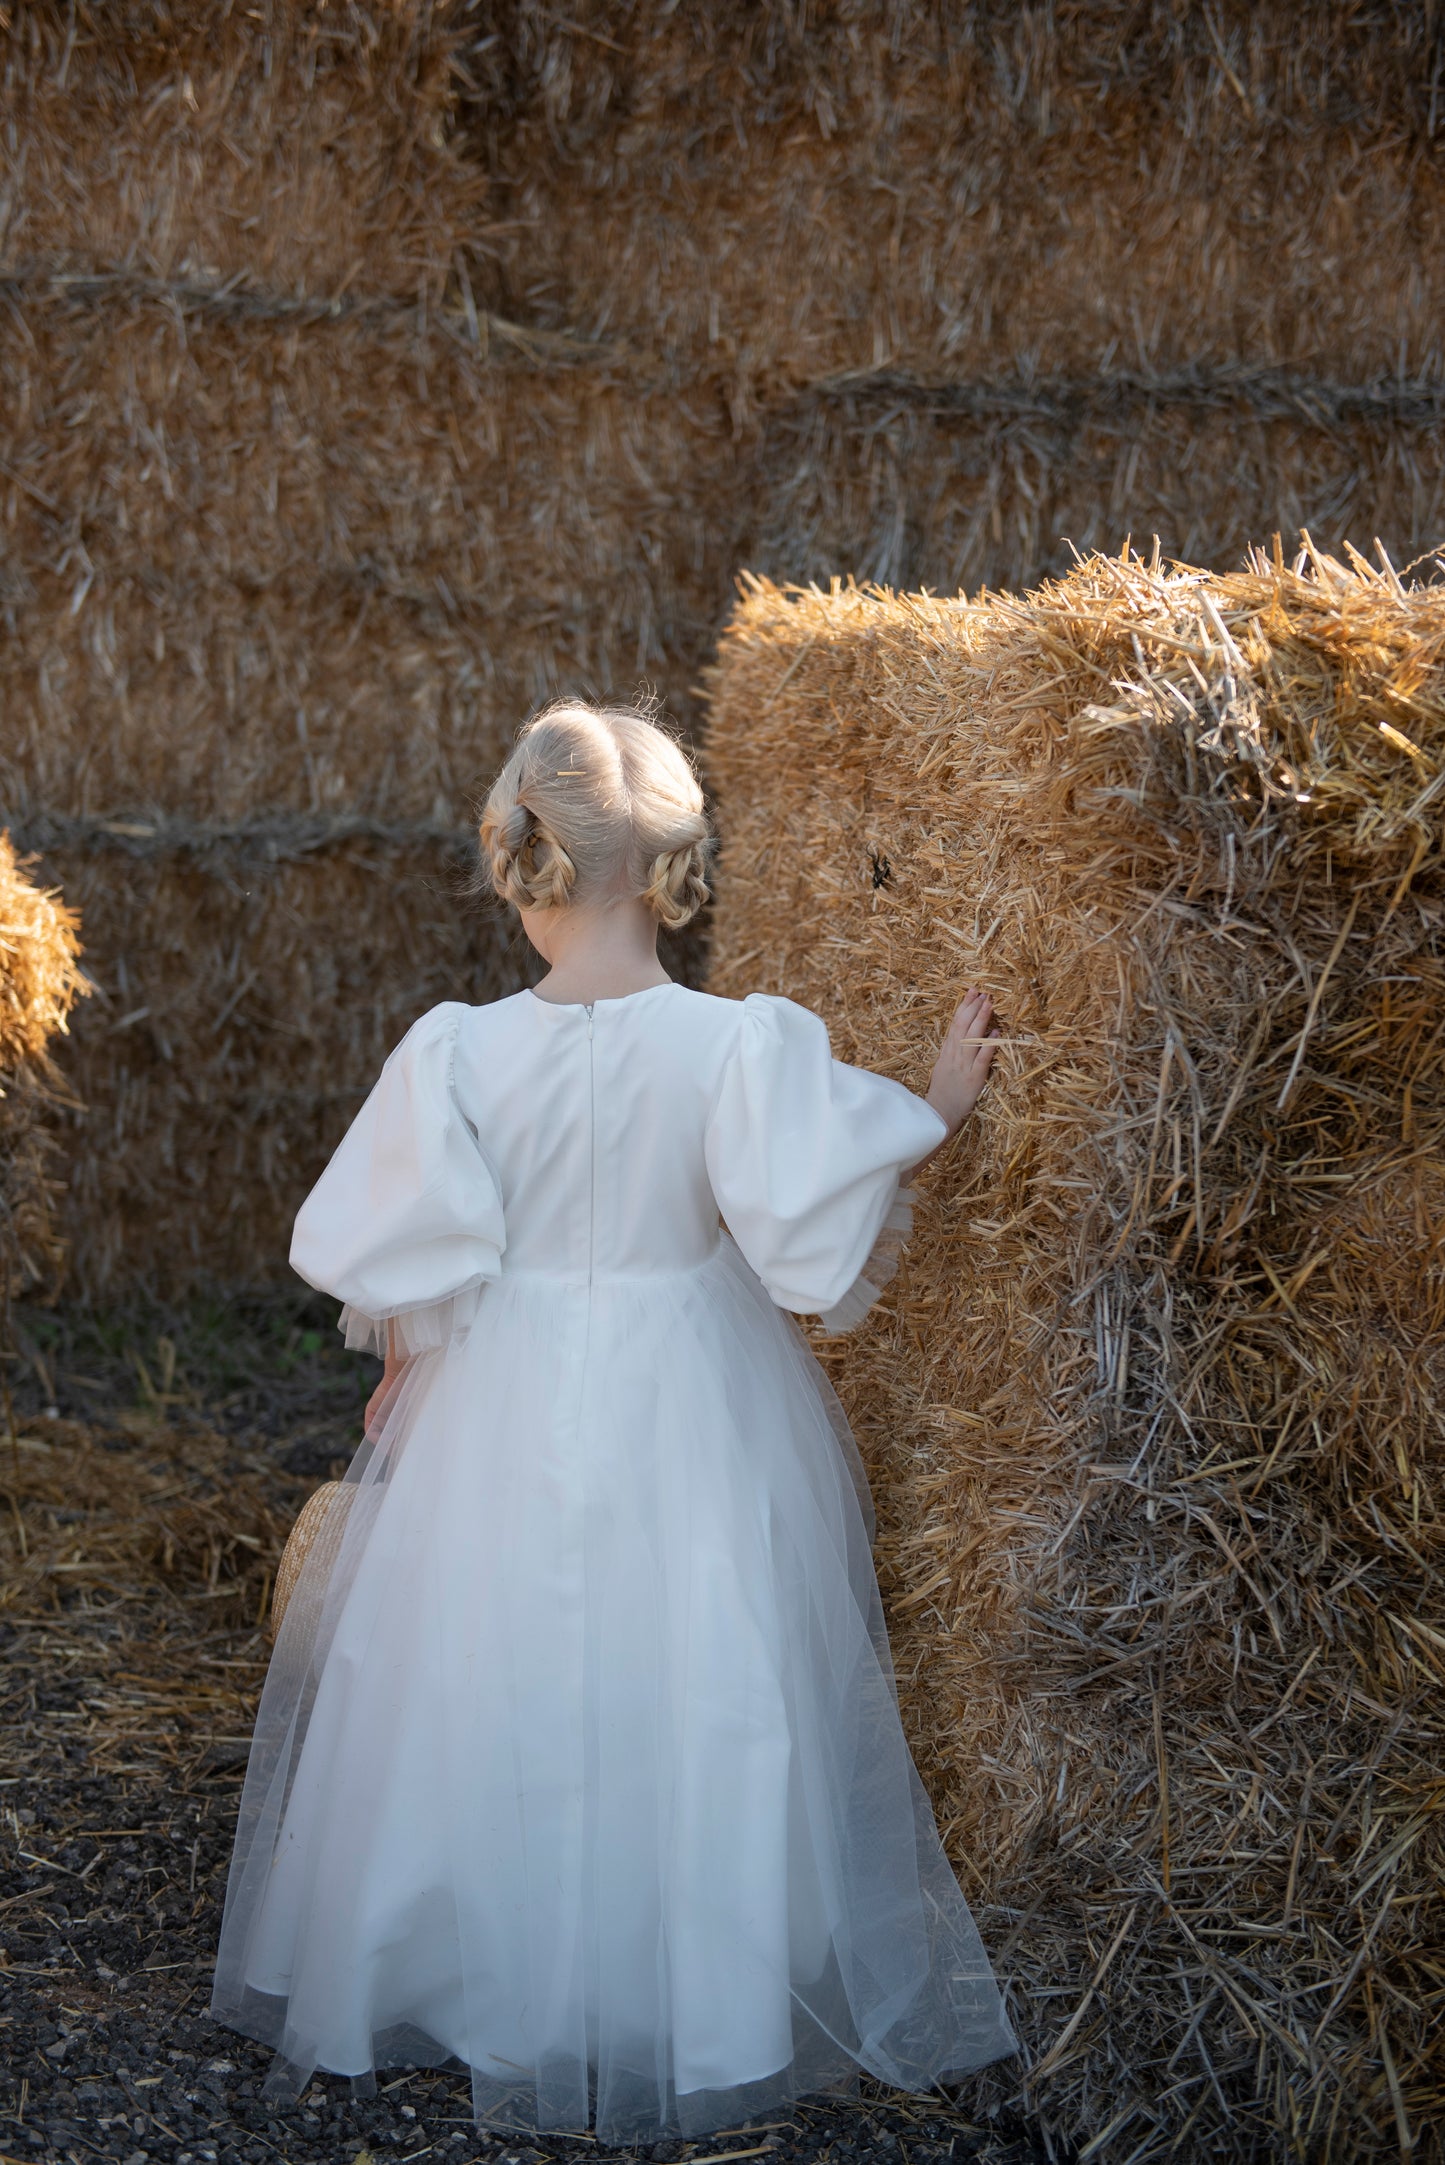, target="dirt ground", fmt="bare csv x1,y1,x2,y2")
0,1297,1052,2165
